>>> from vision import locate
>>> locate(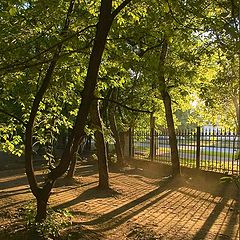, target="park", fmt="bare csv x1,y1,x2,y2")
0,0,239,239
